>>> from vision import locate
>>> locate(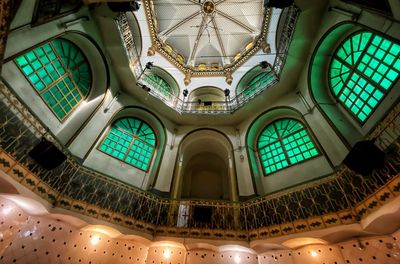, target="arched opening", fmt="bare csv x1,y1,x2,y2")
2,31,109,145
309,22,400,146
84,107,166,190
187,87,226,112
235,63,276,99
246,107,332,195
141,66,179,106
172,129,238,201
